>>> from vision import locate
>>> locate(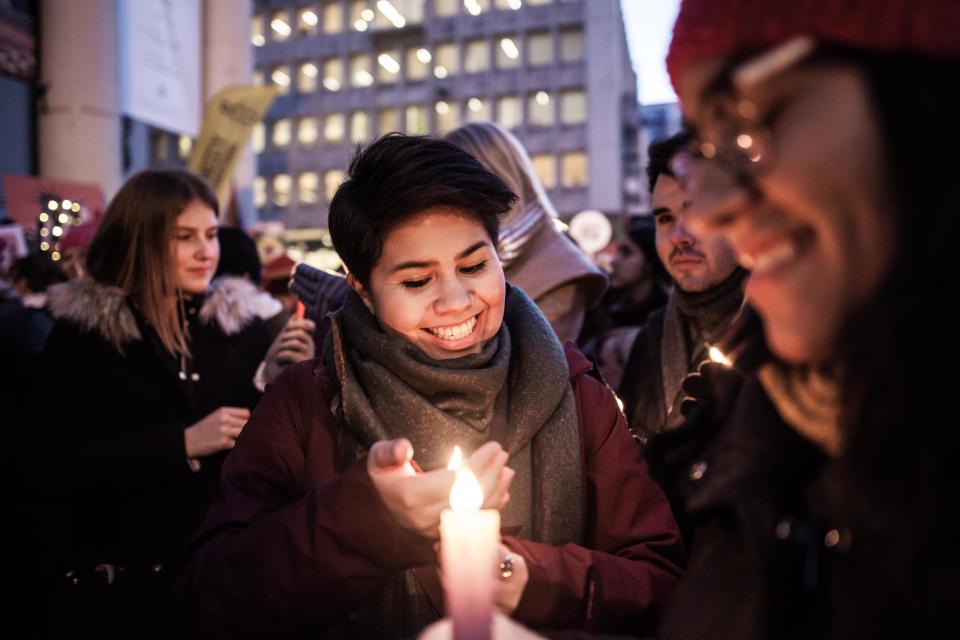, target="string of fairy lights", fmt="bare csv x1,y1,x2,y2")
37,196,83,261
